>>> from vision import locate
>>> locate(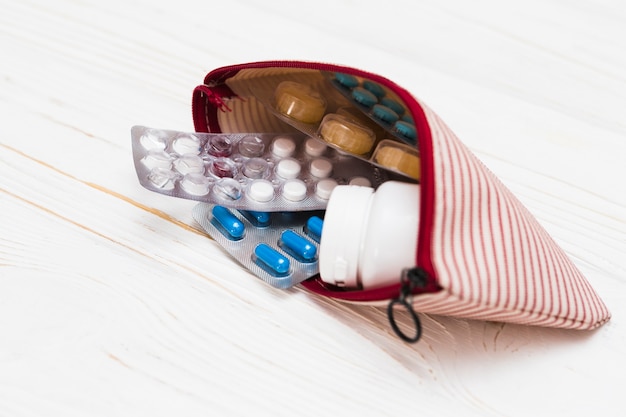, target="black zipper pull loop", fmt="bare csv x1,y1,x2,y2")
387,267,427,343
